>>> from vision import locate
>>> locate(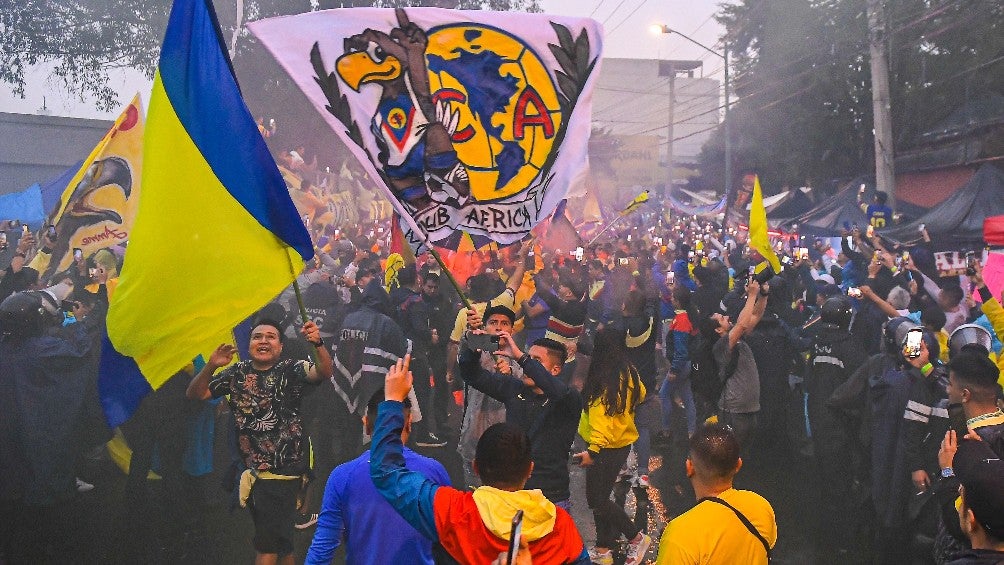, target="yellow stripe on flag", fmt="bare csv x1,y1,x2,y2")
106,75,305,389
